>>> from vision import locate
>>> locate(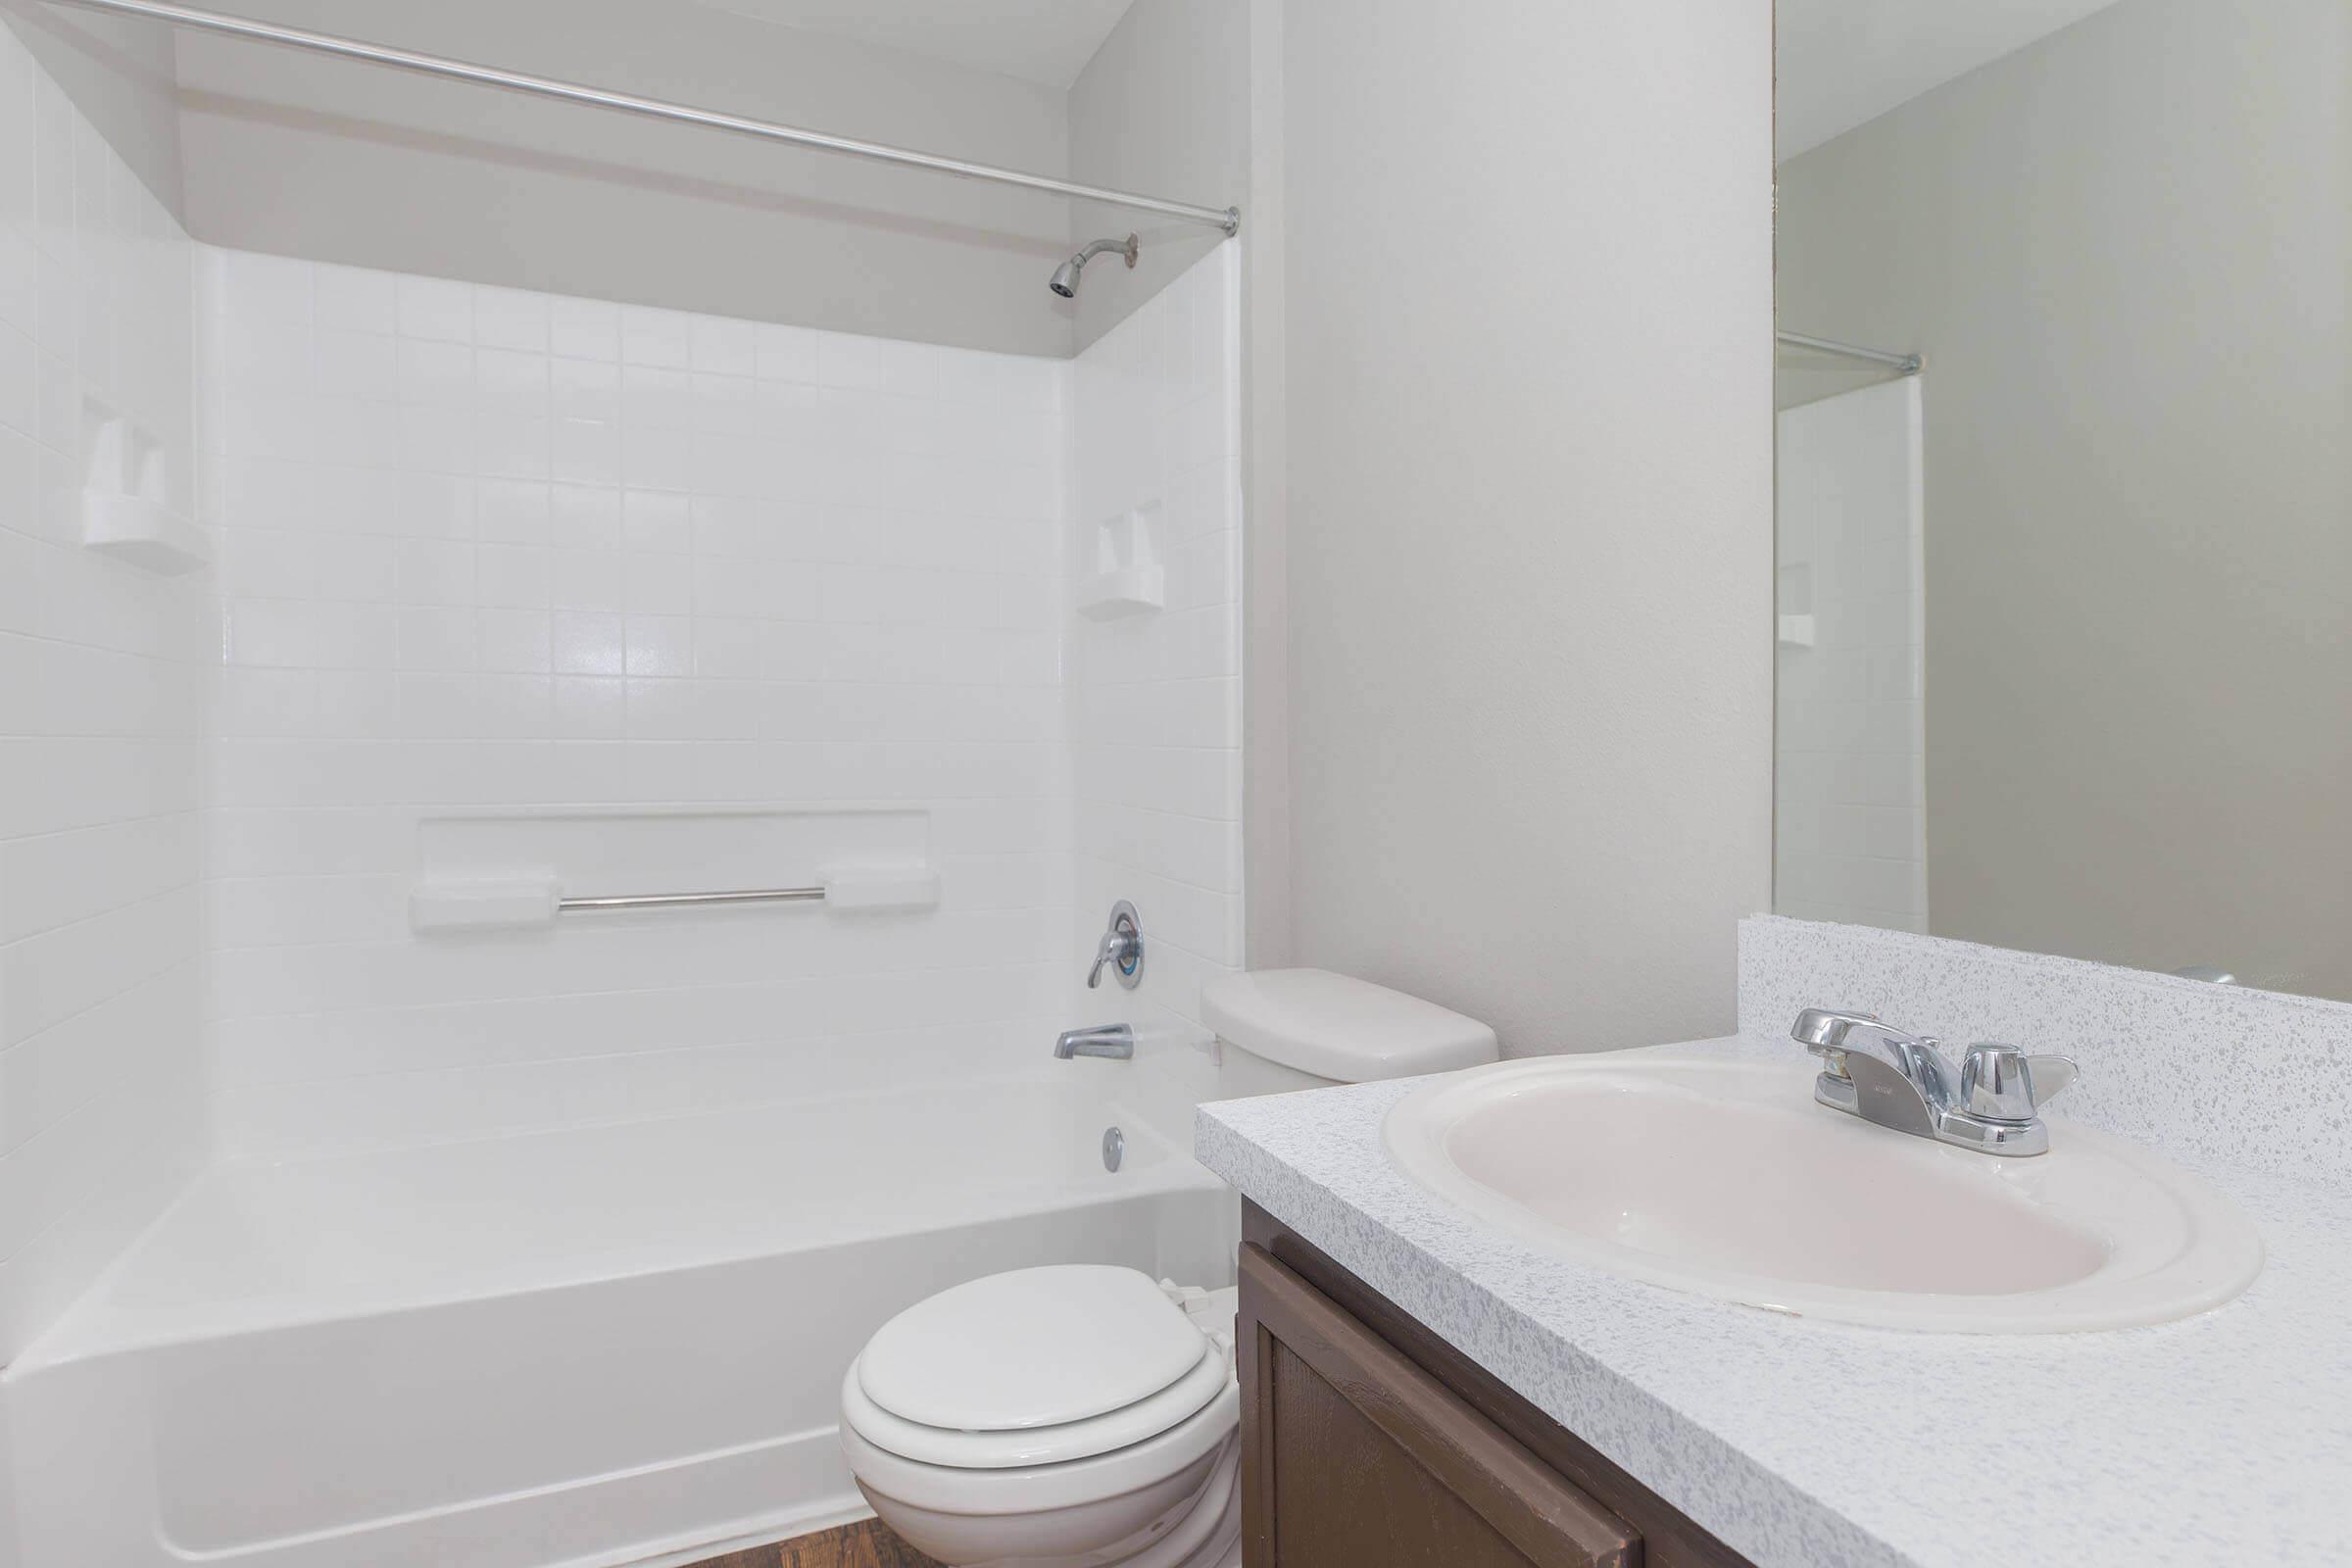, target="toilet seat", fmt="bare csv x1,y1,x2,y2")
844,1340,1230,1468
845,1265,1233,1471
841,1379,1242,1517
